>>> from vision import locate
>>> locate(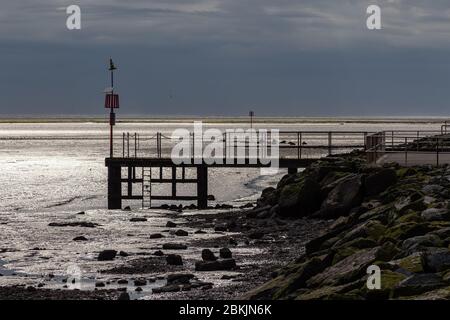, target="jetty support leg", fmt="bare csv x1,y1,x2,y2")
108,165,122,209
197,165,208,209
